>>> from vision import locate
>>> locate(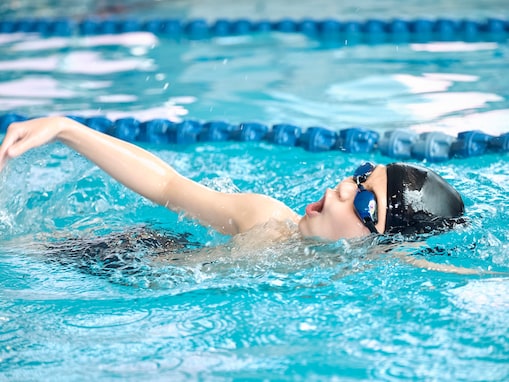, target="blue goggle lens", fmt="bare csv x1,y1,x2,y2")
353,162,378,233
354,187,377,223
